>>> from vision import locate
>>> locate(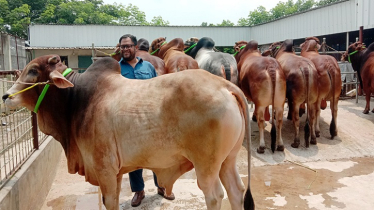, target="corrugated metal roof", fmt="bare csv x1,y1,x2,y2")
28,0,373,47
